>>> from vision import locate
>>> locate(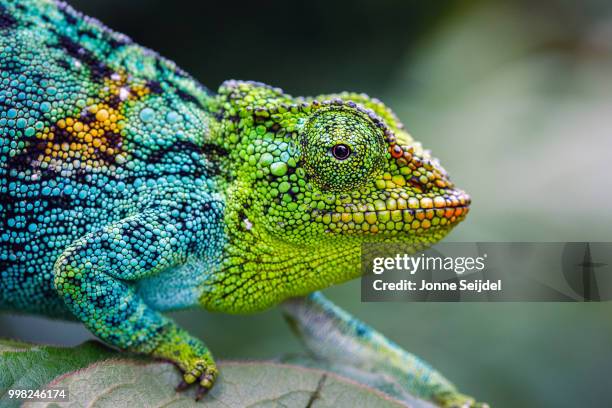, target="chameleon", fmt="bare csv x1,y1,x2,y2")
0,0,485,407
